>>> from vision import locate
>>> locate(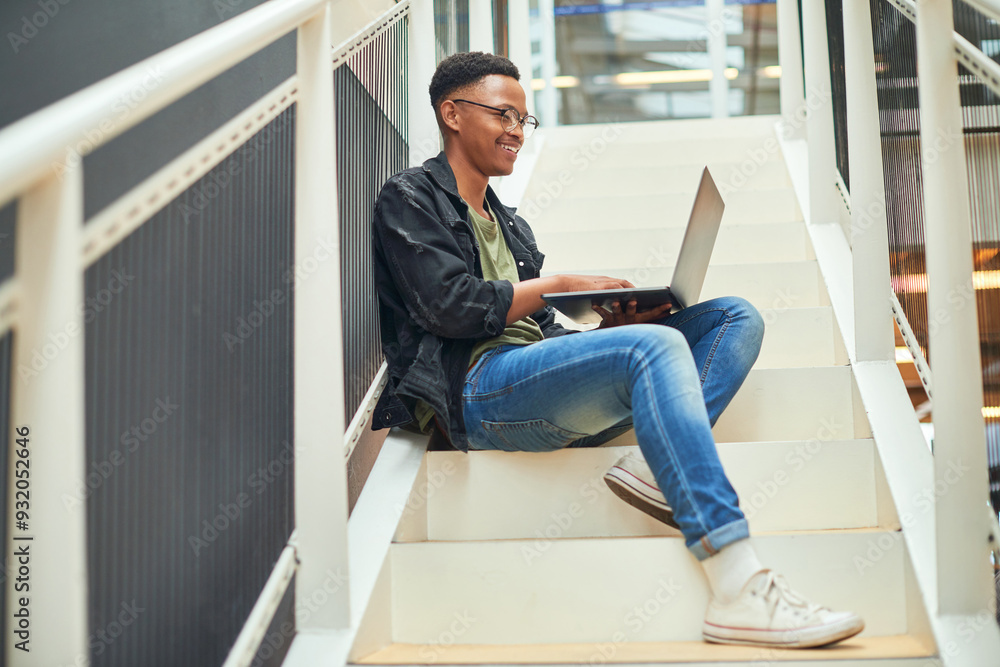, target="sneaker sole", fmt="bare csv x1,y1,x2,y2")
702,616,865,649
604,467,680,530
